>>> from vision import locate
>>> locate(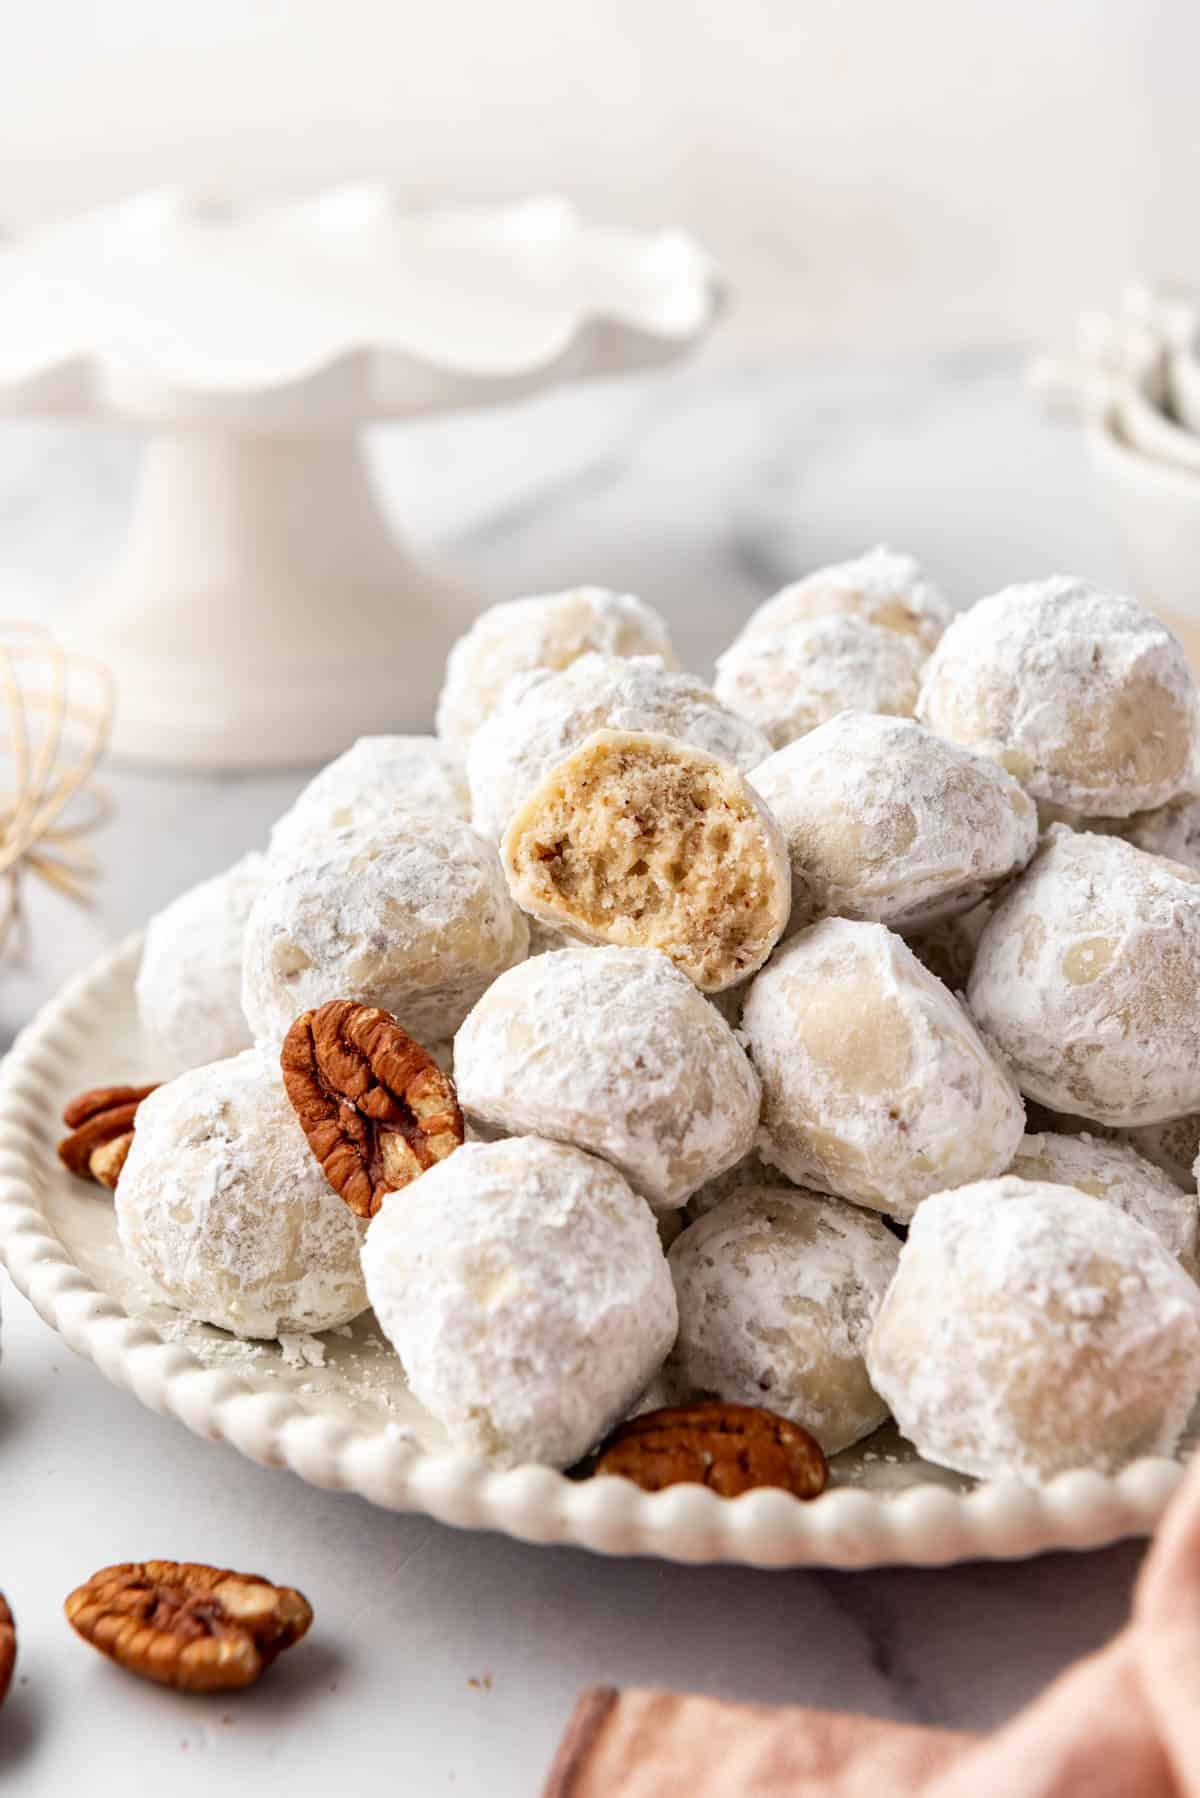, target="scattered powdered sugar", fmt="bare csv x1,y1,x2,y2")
361,1137,677,1468
269,735,470,858
968,825,1200,1126
716,617,924,751
667,1185,900,1453
735,546,951,654
157,1313,266,1368
867,1178,1200,1482
467,653,770,840
917,577,1198,816
742,918,1025,1220
241,814,529,1044
453,946,760,1210
116,1046,369,1338
278,1332,328,1369
136,851,266,1076
749,712,1037,935
436,587,677,745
